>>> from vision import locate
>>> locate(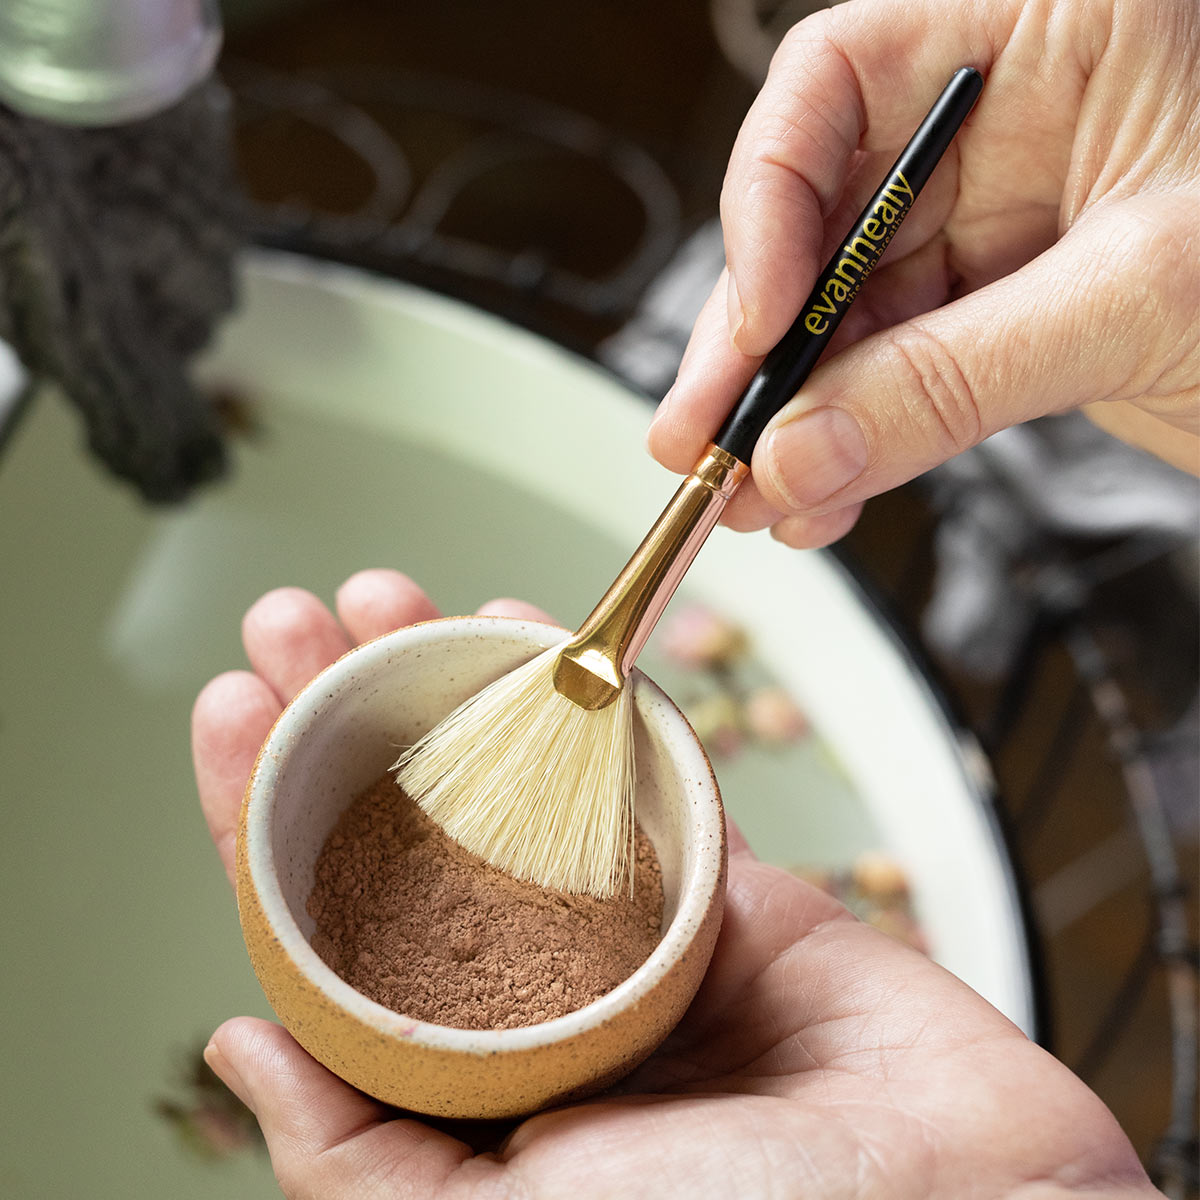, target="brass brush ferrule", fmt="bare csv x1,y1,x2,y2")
552,444,750,710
